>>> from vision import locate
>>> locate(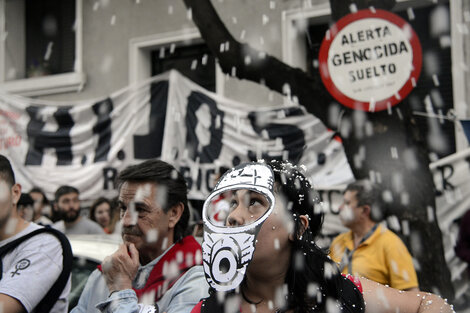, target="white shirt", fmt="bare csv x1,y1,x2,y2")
0,223,71,312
